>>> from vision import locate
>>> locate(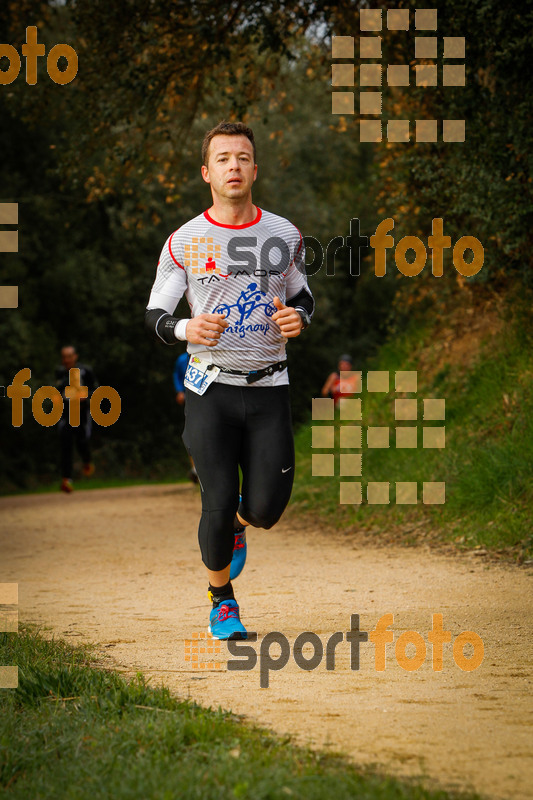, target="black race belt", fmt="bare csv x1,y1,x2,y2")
212,360,288,384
